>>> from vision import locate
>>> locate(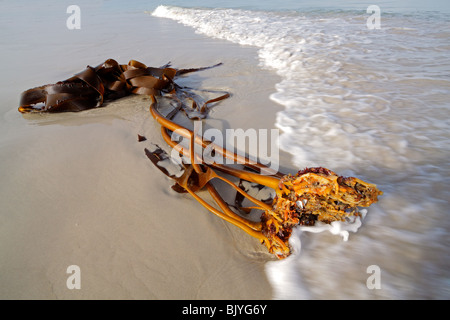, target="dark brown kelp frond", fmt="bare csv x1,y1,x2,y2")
19,59,224,114
19,66,105,113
